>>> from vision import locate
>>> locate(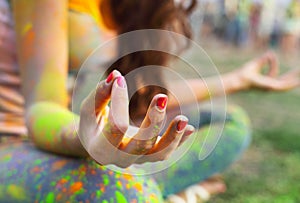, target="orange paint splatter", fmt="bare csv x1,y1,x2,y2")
51,160,67,172
123,174,133,181
78,166,87,173
70,182,83,193
31,166,42,173
126,184,130,189
133,183,143,192
91,170,96,175
99,184,106,193
22,29,35,60
58,178,68,185
56,193,62,201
